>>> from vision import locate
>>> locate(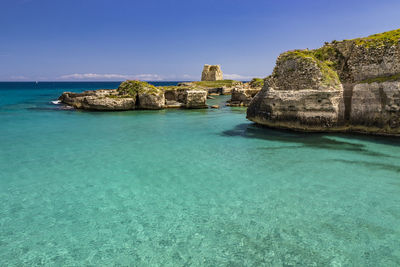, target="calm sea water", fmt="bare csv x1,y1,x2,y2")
0,82,399,266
